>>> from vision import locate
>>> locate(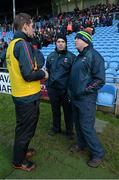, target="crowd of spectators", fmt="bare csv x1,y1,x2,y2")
0,38,8,68
0,2,118,68
31,3,117,47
